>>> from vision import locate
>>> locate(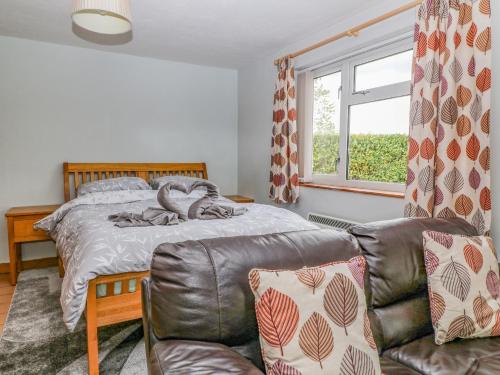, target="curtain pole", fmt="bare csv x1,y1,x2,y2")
274,0,423,65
